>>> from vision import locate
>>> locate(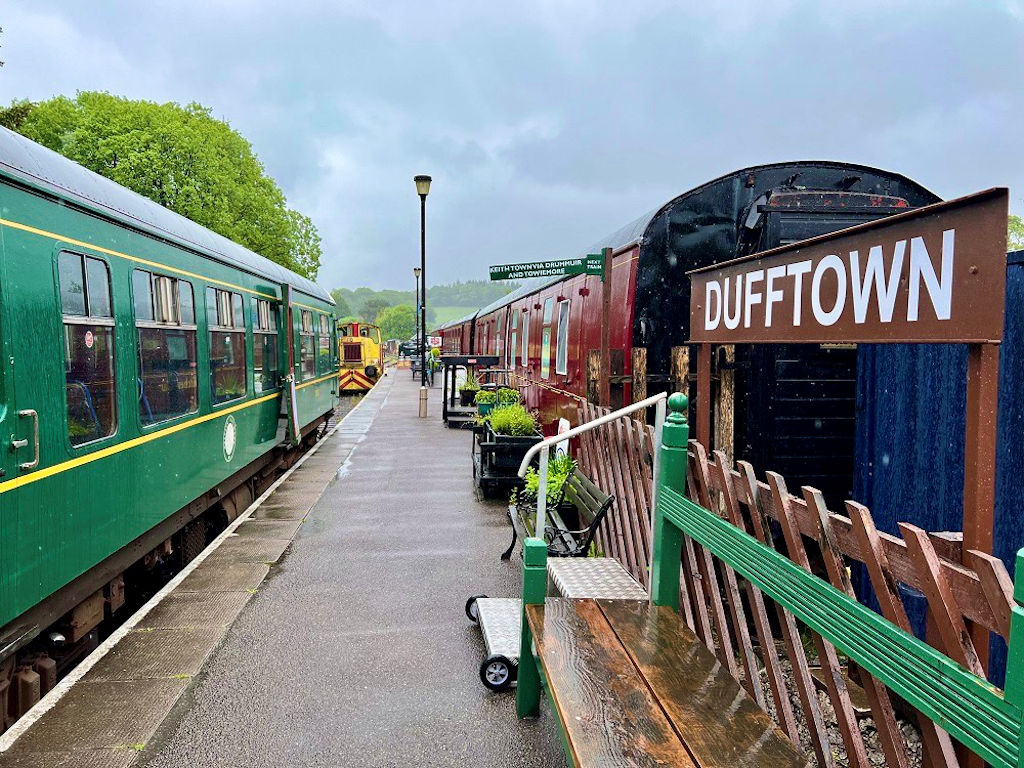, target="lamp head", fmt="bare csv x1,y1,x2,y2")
414,174,432,197
413,267,422,278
